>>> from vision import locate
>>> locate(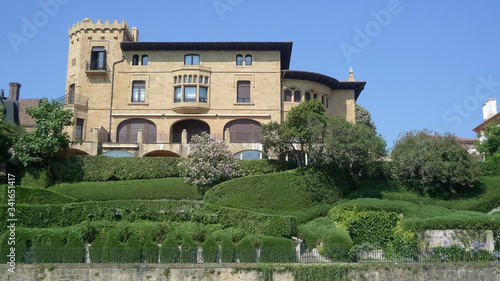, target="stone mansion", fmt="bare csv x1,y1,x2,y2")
64,18,366,158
